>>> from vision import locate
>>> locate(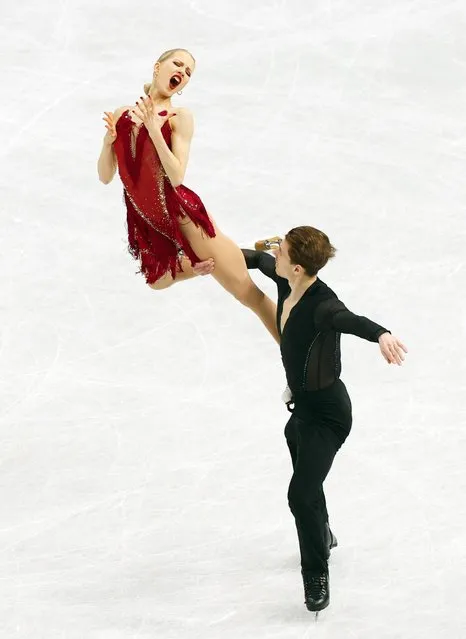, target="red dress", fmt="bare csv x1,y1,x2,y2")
114,110,216,284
